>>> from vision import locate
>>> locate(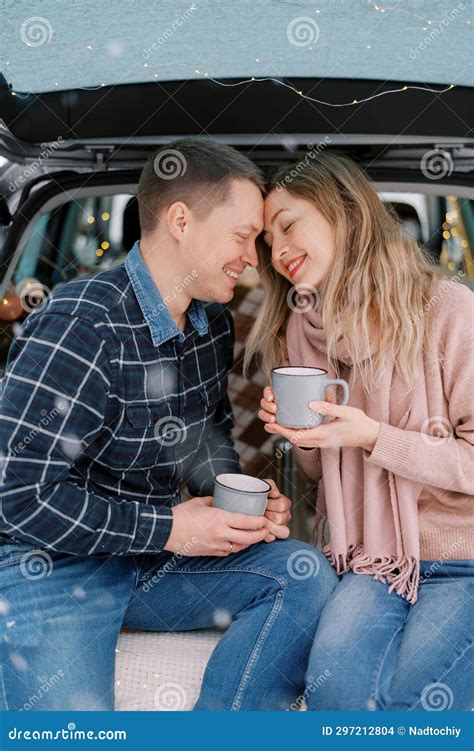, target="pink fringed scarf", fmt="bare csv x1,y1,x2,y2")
286,307,428,603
